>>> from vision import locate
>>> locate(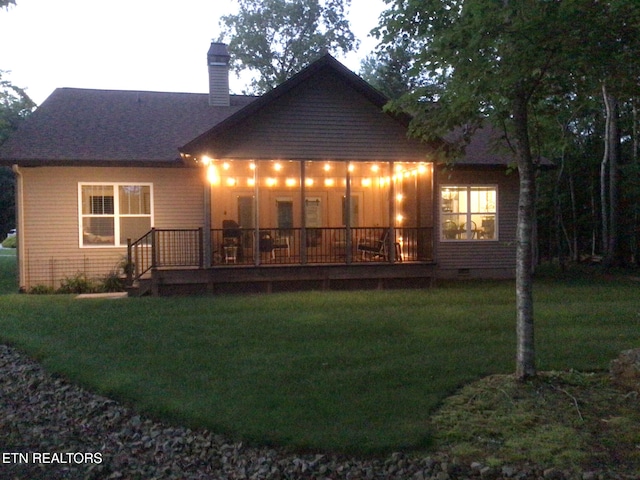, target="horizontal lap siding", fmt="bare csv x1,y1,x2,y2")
19,166,203,289
213,72,432,161
435,168,518,278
